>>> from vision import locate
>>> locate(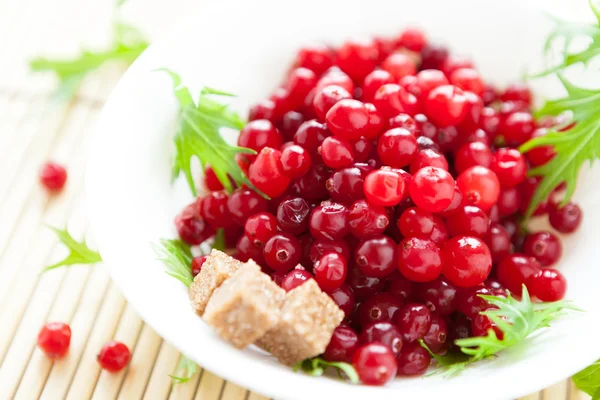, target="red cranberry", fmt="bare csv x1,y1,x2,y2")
395,303,432,342
442,236,492,288
201,191,233,228
337,39,380,82
191,256,207,277
457,286,495,318
281,269,313,292
455,142,492,173
279,111,306,140
501,82,532,105
409,167,455,212
479,106,500,135
309,239,351,266
263,233,303,272
497,187,521,217
447,314,472,345
382,53,416,80
420,44,449,70
490,148,527,188
415,69,449,97
519,177,550,216
313,85,352,121
227,188,268,225
441,56,475,77
294,162,331,201
374,83,420,118
244,212,277,247
440,185,464,216
37,322,71,359
316,67,355,93
248,148,290,198
97,341,131,372
423,315,448,354
324,325,359,363
362,70,395,101
325,99,371,141
397,28,428,51
396,341,431,376
295,44,334,75
276,197,311,235
309,202,349,240
398,207,435,238
360,322,404,357
450,68,484,95
526,128,556,166
40,162,68,192
417,277,458,315
445,205,490,238
355,235,398,278
424,85,467,127
347,267,386,299
328,284,356,318
249,99,276,121
236,235,265,264
293,120,330,154
496,254,542,295
320,136,355,168
314,252,347,291
499,112,534,146
238,120,283,157
471,313,503,339
398,237,443,282
358,292,403,328
456,166,500,211
548,202,582,233
203,166,225,191
484,223,512,263
364,168,406,207
348,199,389,239
387,275,415,302
523,231,562,266
280,145,311,178
175,201,215,245
526,268,567,301
377,128,418,168
325,166,366,205
285,67,317,108
352,343,397,386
